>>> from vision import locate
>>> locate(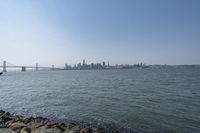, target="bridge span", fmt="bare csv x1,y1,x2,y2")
0,61,57,72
